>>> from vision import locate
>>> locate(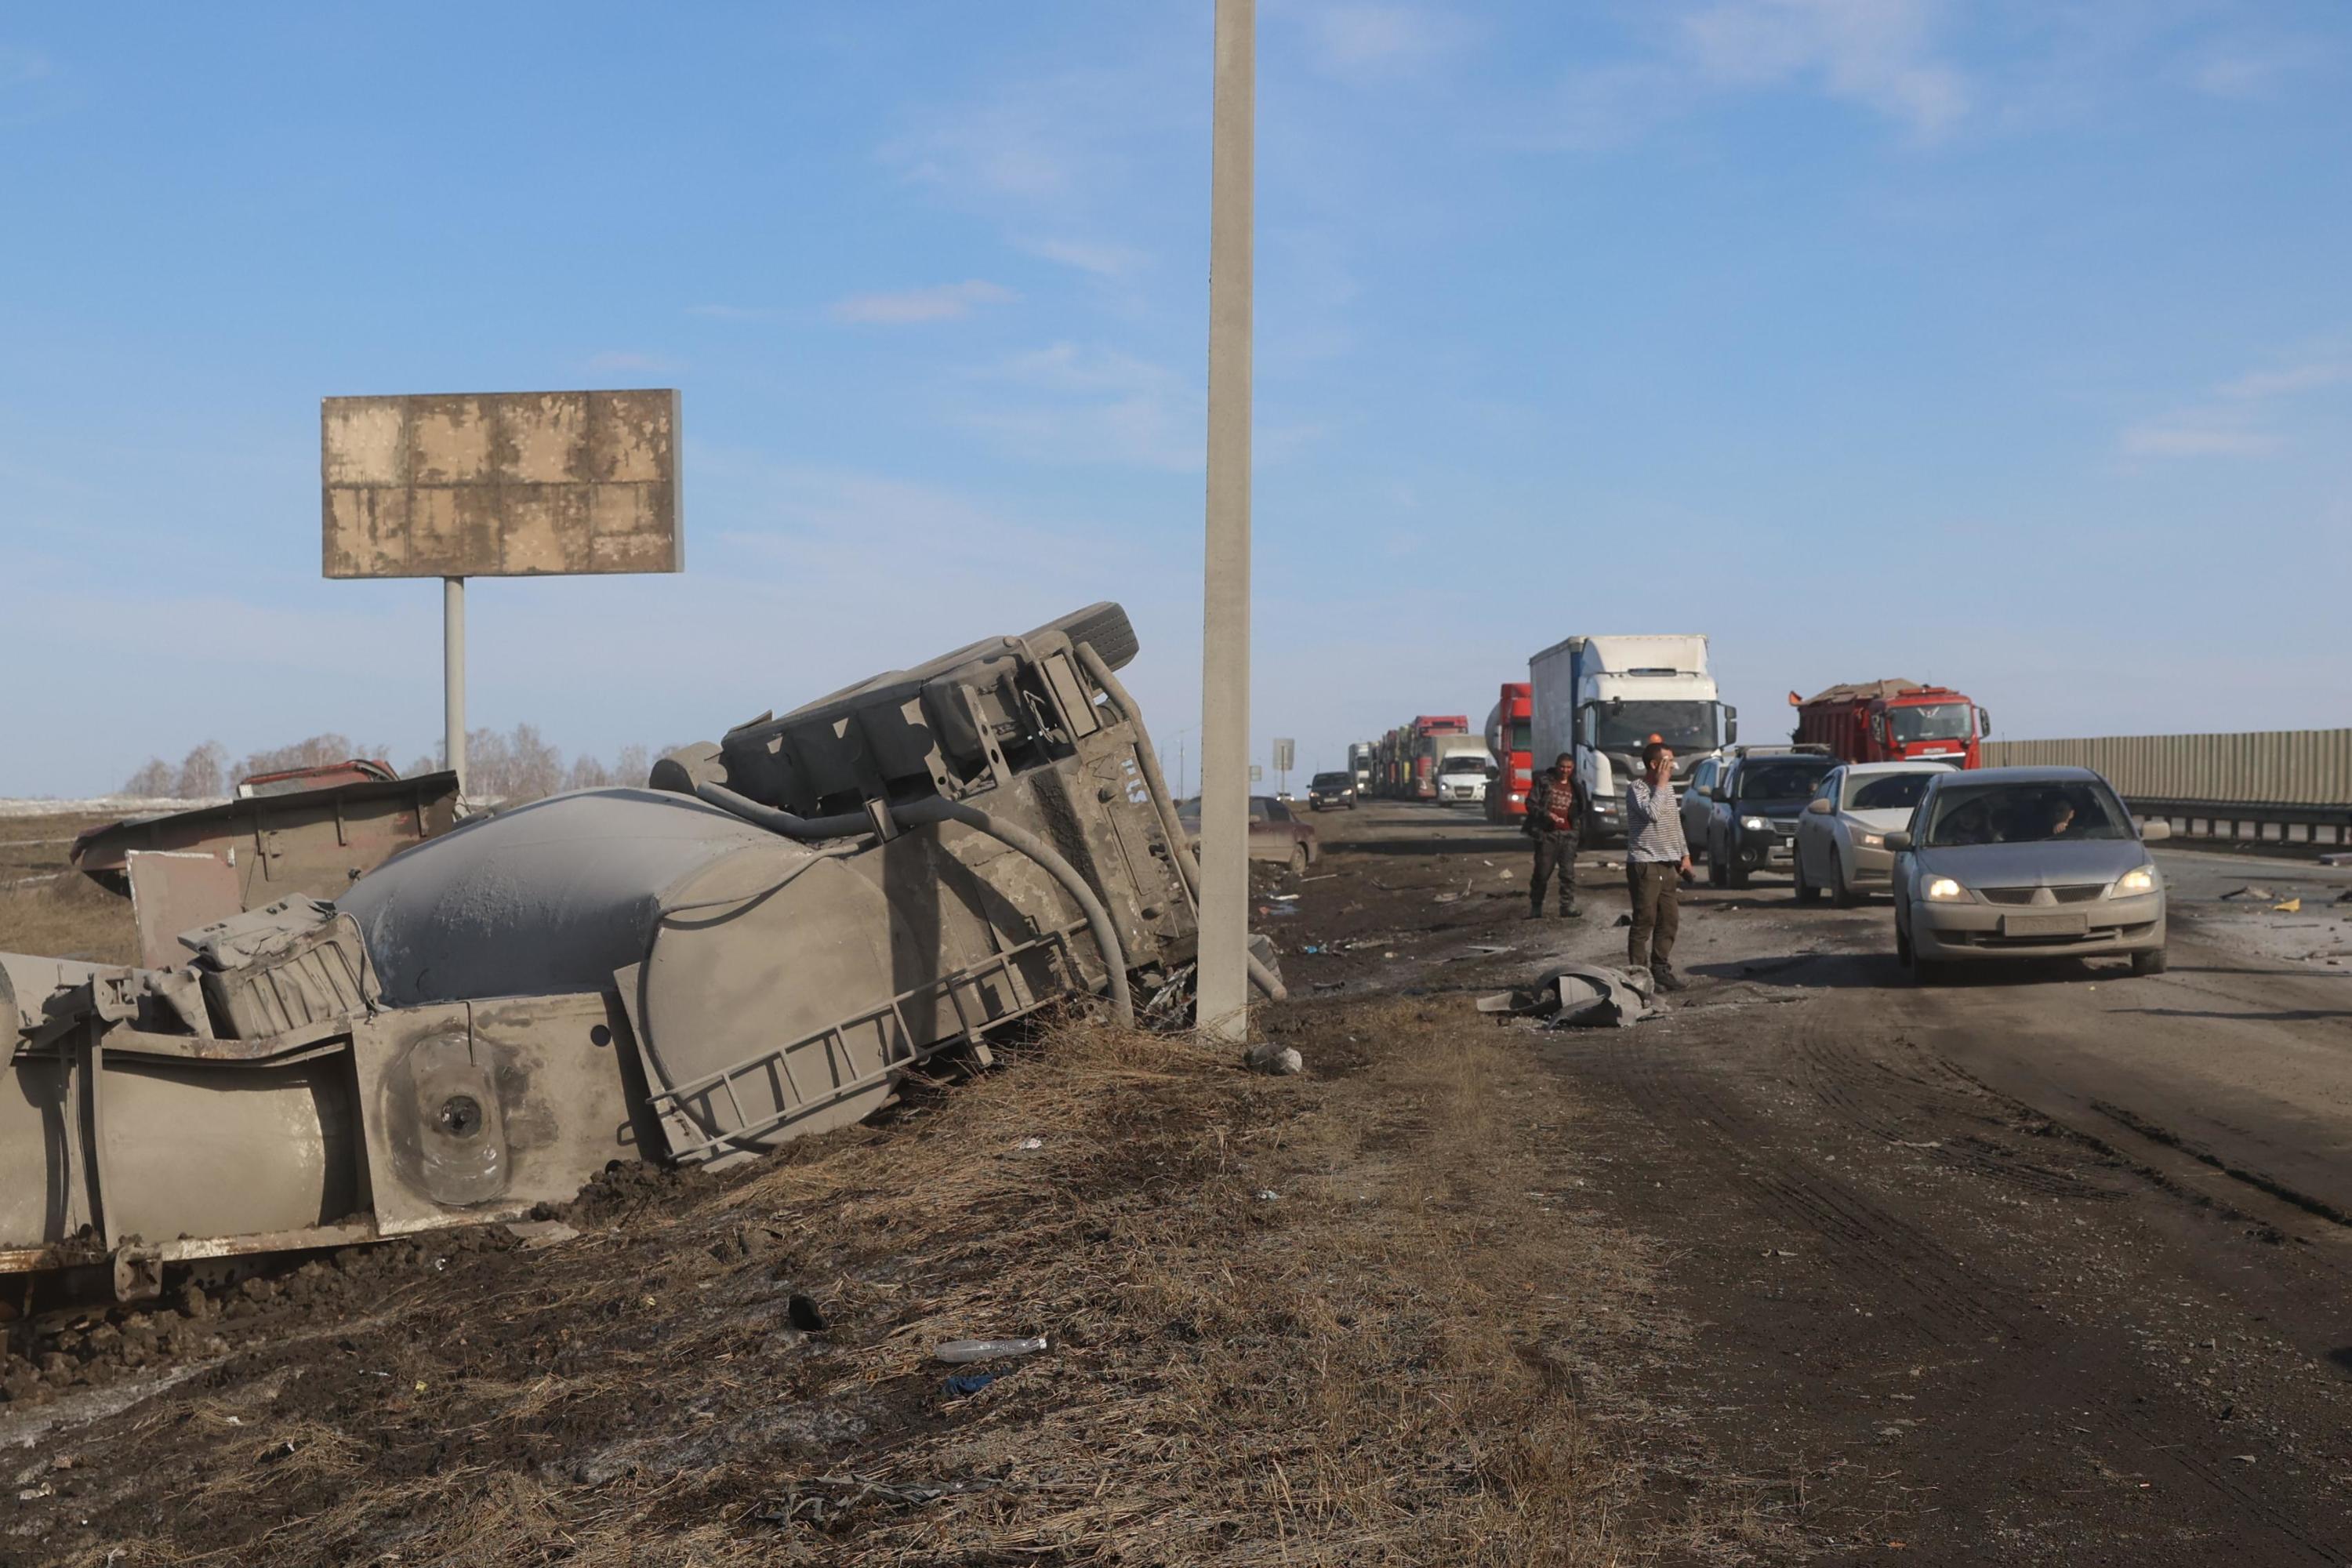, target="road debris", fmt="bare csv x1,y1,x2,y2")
934,1336,1048,1365
2220,886,2275,901
503,1220,580,1250
2272,897,2302,913
1246,1041,1305,1076
1478,964,1664,1029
